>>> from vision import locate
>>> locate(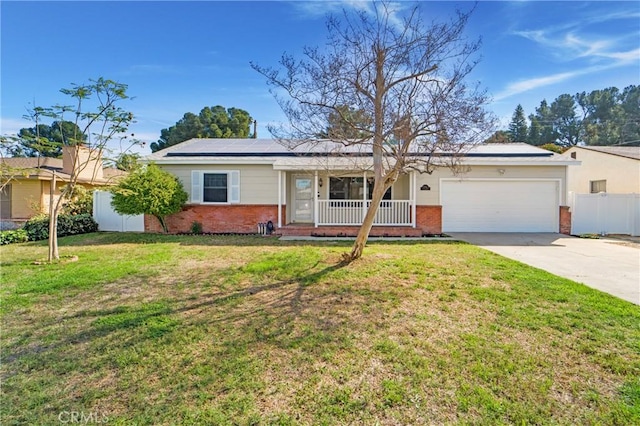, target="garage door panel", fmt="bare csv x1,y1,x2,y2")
441,180,558,232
